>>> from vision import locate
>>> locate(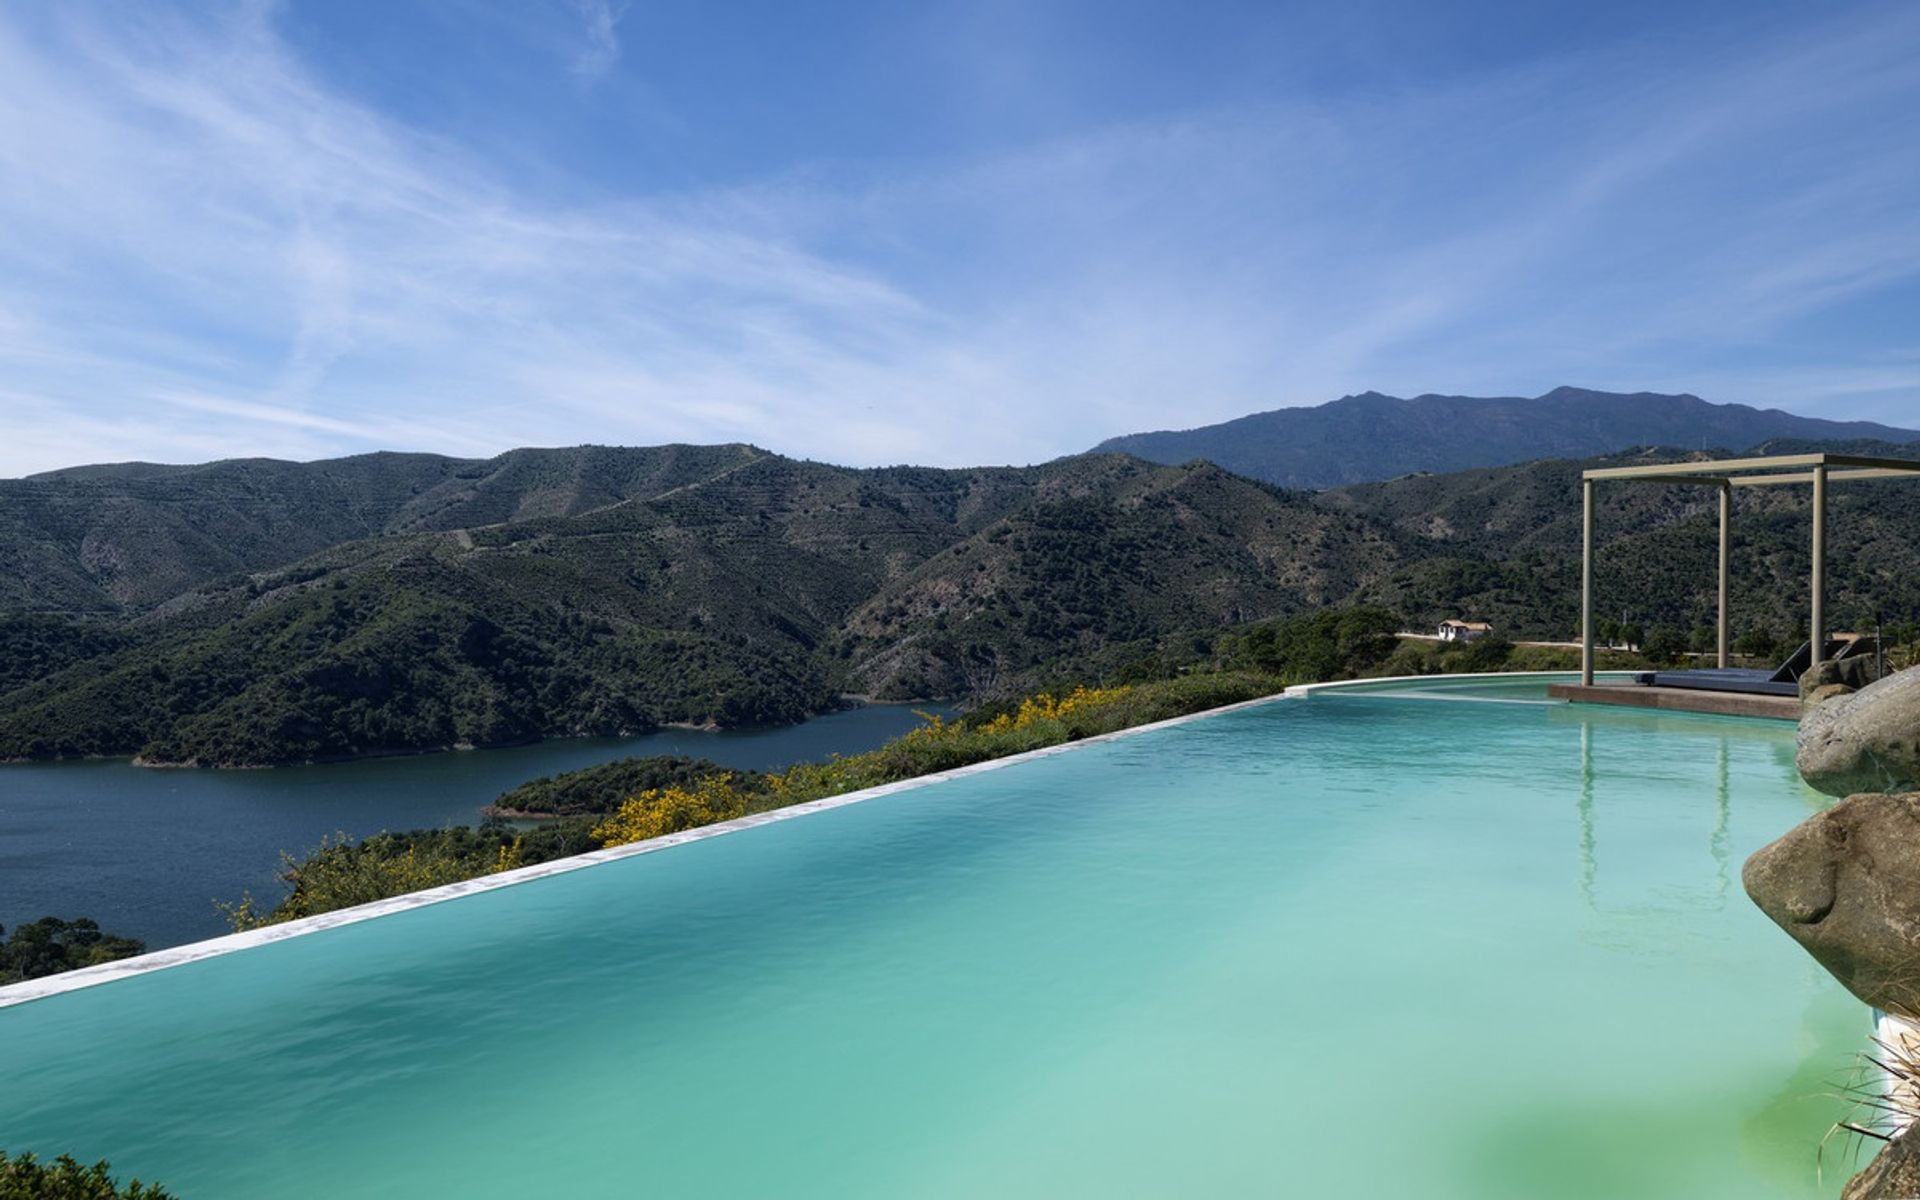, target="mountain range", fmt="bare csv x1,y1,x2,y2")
2,391,1917,767
0,448,1402,764
1092,387,1920,489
